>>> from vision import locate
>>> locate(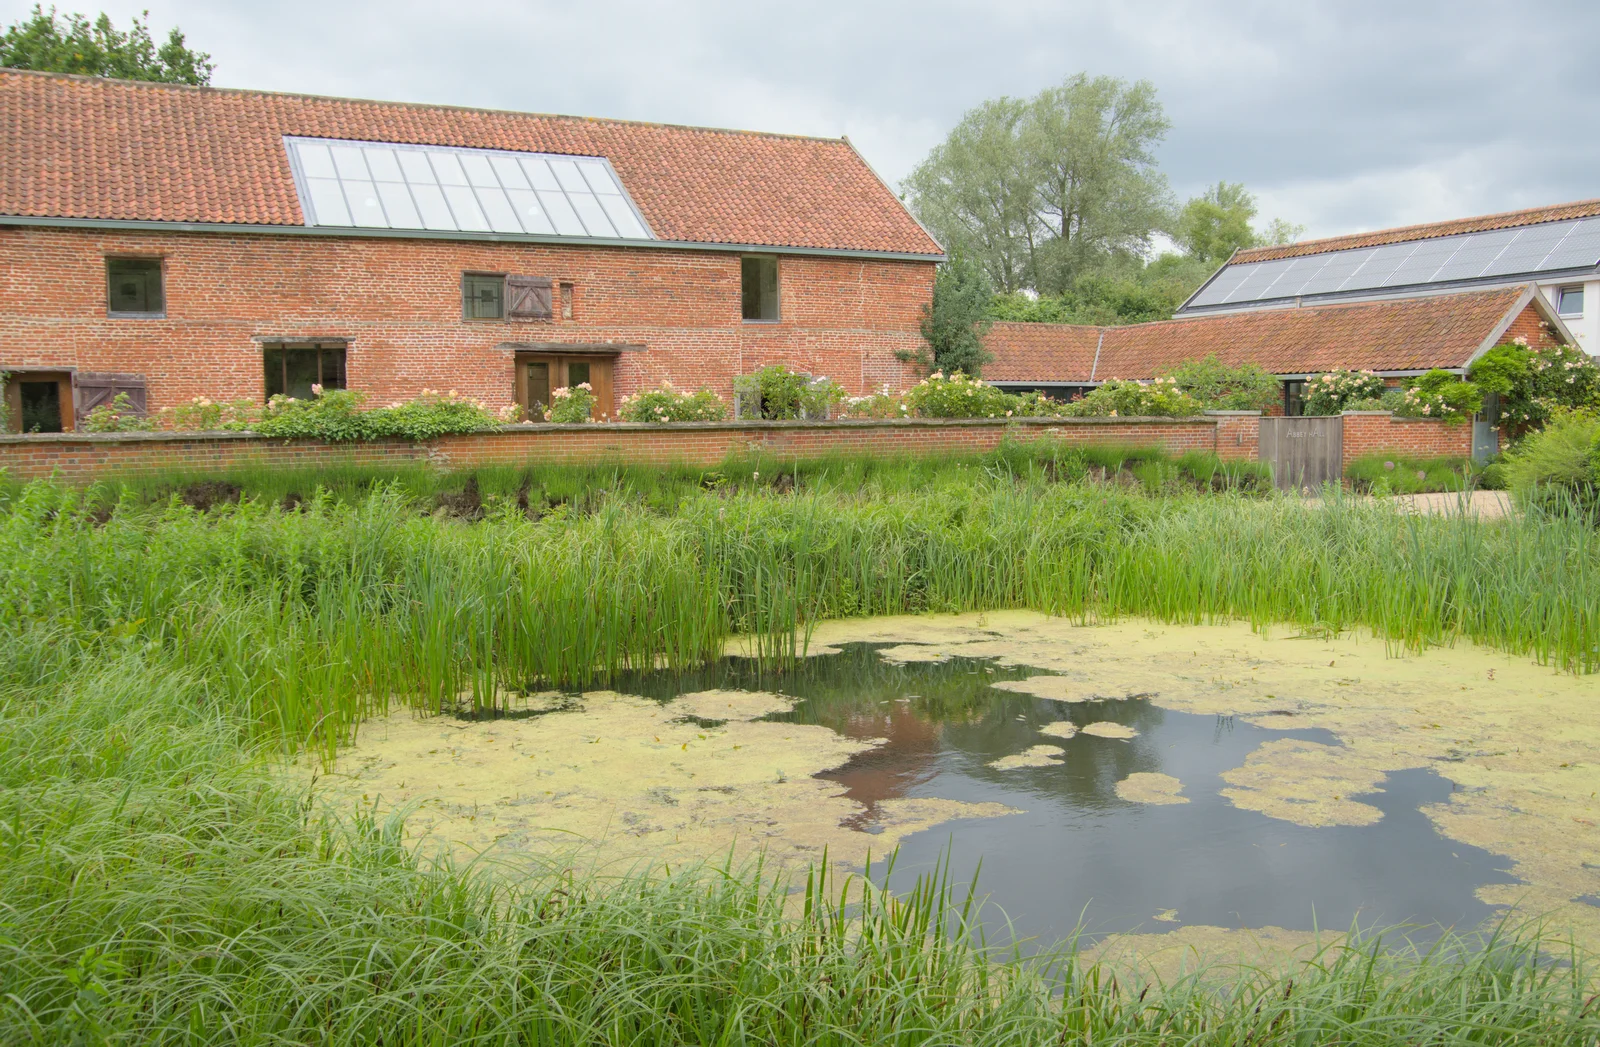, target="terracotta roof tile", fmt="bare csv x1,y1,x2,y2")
983,322,1102,382
0,68,942,255
985,287,1531,382
1236,199,1600,263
